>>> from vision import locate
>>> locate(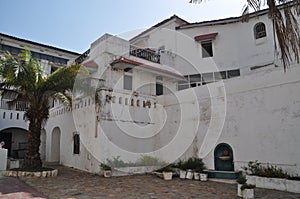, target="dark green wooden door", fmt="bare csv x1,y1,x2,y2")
214,143,234,171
